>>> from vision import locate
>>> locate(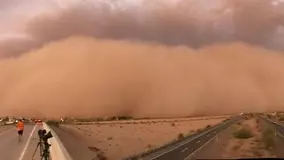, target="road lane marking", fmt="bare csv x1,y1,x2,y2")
184,132,223,160
196,140,200,143
149,116,241,160
276,131,284,138
18,125,37,160
150,127,223,159
181,148,188,152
